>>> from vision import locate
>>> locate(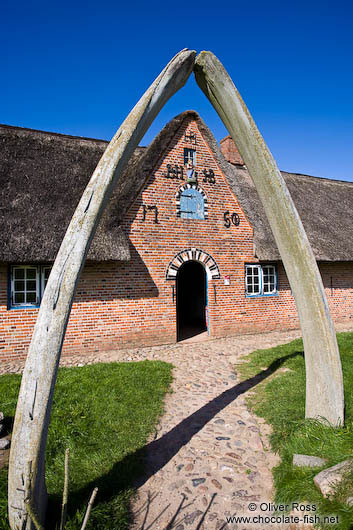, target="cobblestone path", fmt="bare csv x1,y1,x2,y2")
2,324,352,529
128,330,301,530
